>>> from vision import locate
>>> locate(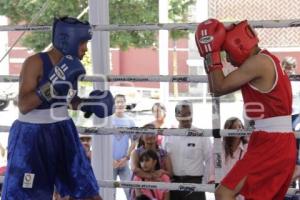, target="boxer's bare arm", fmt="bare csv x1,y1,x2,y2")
208,54,276,96
18,54,43,114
